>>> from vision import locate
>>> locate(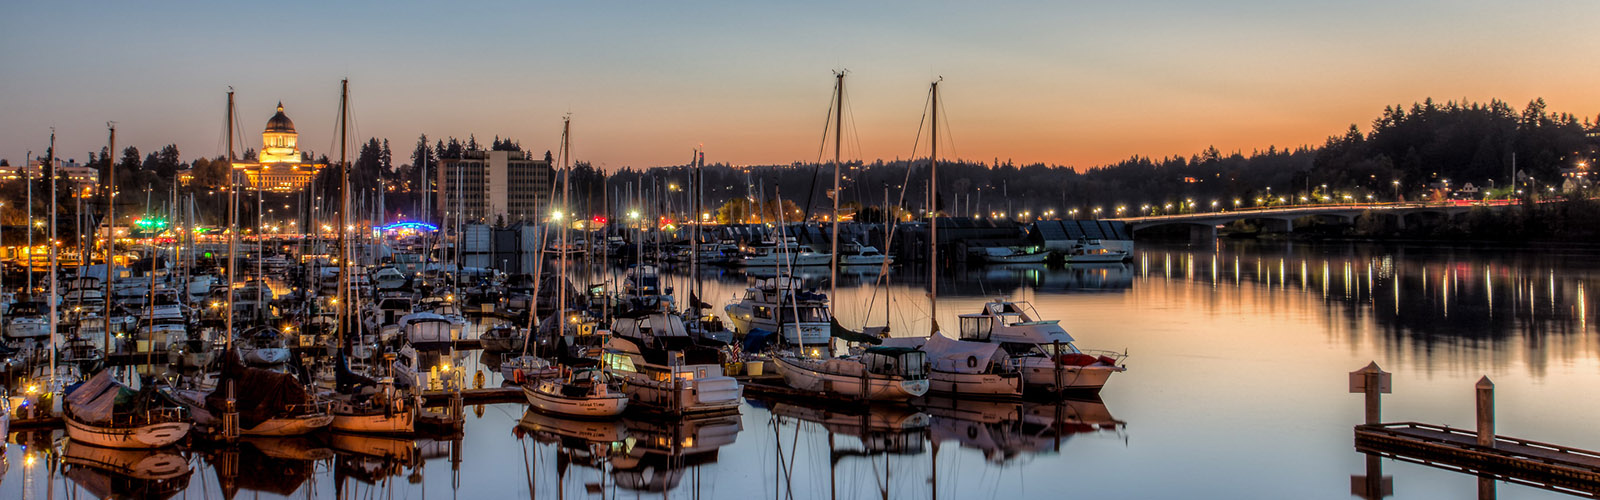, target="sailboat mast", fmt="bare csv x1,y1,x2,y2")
557,116,570,340
26,148,32,296
337,79,350,350
225,90,237,352
830,71,843,324
104,124,115,352
832,73,844,323
928,80,939,331
47,130,58,384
